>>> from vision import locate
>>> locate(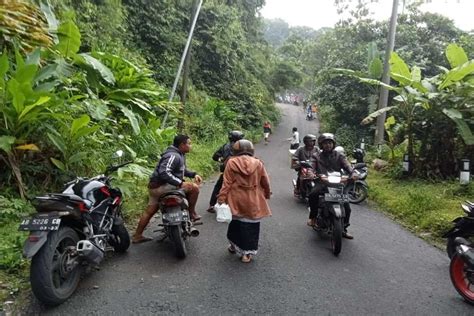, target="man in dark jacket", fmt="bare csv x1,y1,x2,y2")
206,131,244,213
132,134,202,243
307,133,355,239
